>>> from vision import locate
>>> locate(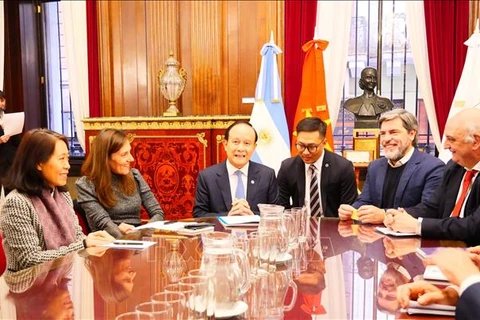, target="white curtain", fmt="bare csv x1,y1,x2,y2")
315,1,353,131
438,22,480,163
60,0,89,150
0,0,5,91
405,1,442,151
